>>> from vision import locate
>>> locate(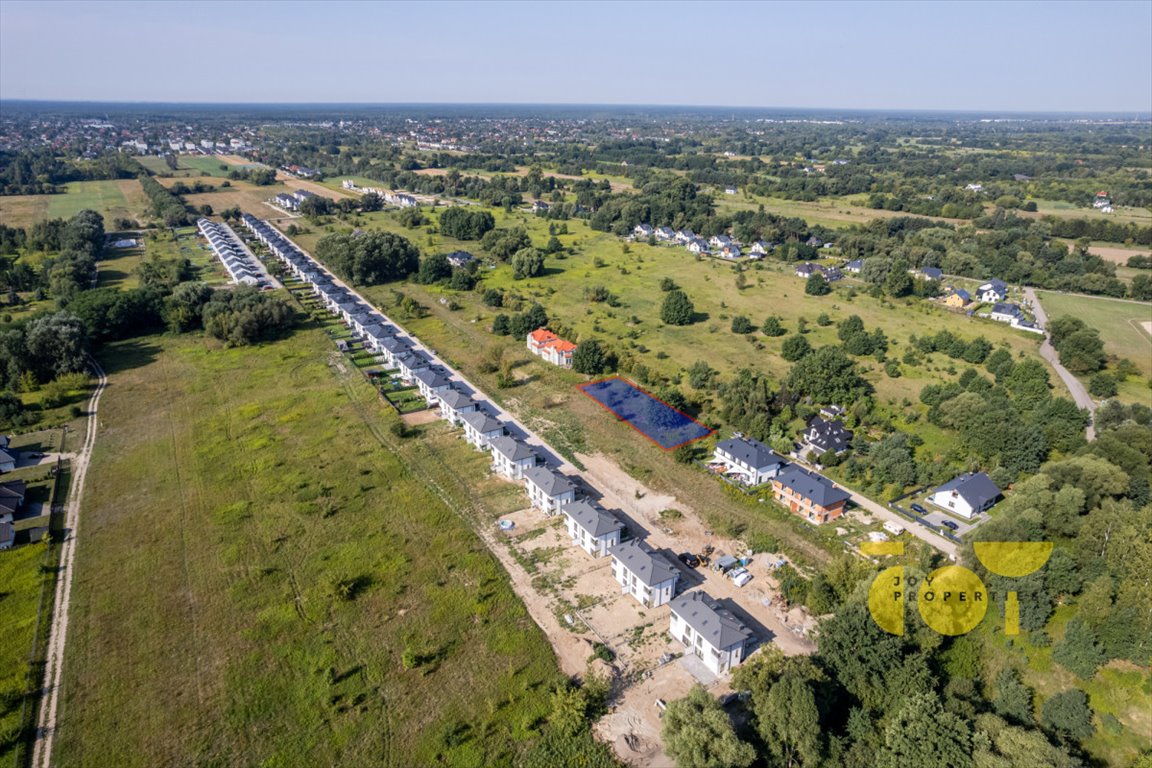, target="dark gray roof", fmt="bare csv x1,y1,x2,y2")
488,435,538,463
380,337,412,353
413,367,453,388
438,389,477,410
563,500,623,538
609,540,680,587
805,417,853,453
521,465,575,497
715,437,784,471
361,324,391,340
774,466,850,508
670,591,752,650
461,411,504,435
396,350,432,370
991,302,1022,316
934,472,1001,509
